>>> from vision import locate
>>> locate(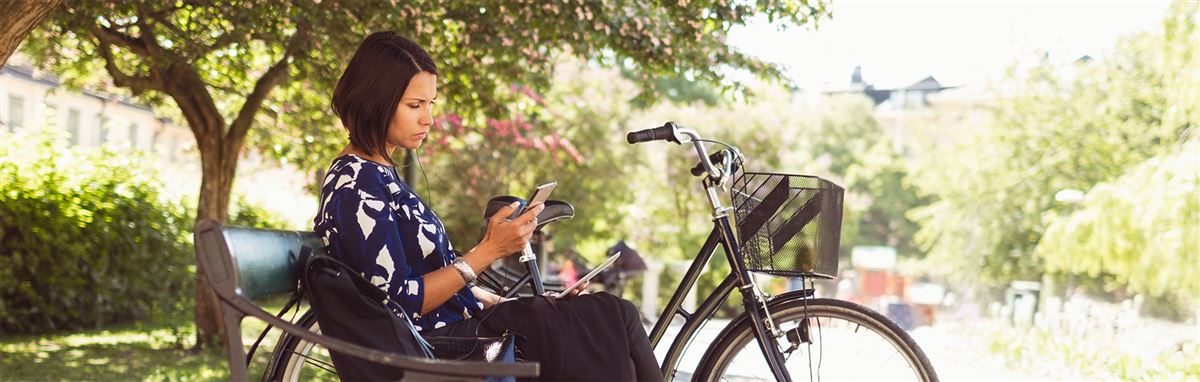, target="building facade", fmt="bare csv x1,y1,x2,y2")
1,60,315,229
0,63,194,164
